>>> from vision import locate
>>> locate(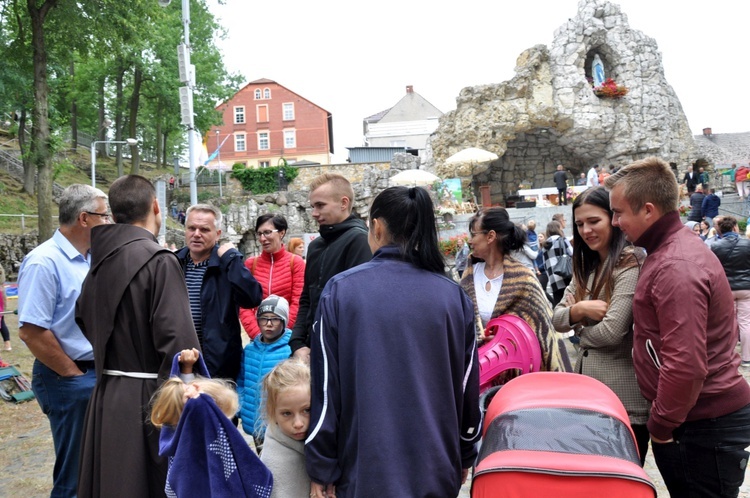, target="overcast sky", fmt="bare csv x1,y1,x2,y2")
207,0,749,163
